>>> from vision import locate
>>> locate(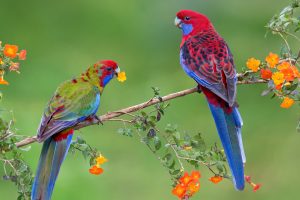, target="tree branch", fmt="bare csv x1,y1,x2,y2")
15,77,267,148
